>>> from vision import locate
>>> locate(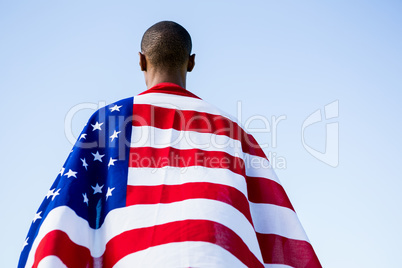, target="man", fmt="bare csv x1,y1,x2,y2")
19,21,321,267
